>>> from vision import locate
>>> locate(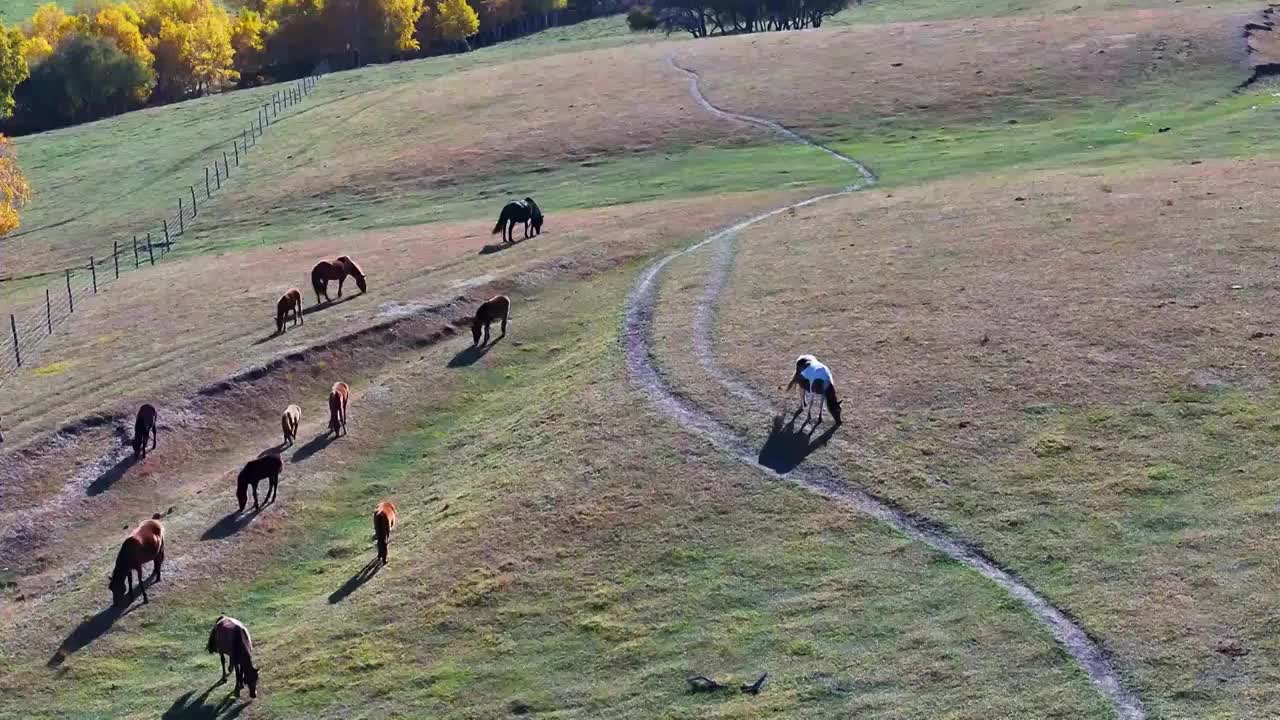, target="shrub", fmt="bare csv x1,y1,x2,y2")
627,7,658,31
